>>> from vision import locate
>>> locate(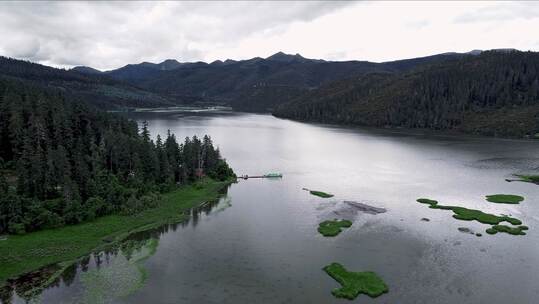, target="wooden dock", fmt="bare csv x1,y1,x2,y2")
240,174,282,180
